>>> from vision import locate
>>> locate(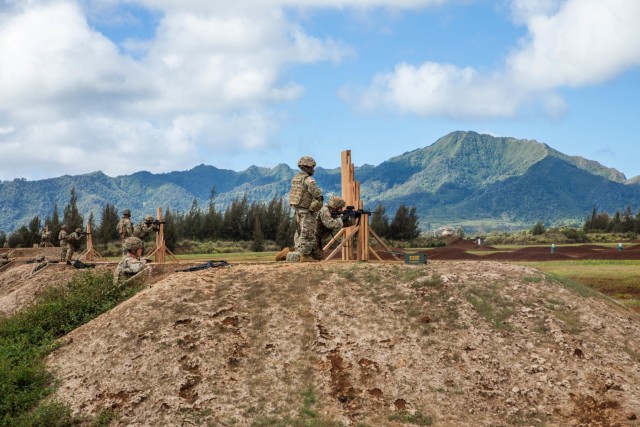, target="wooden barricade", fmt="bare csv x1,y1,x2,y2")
324,150,400,262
